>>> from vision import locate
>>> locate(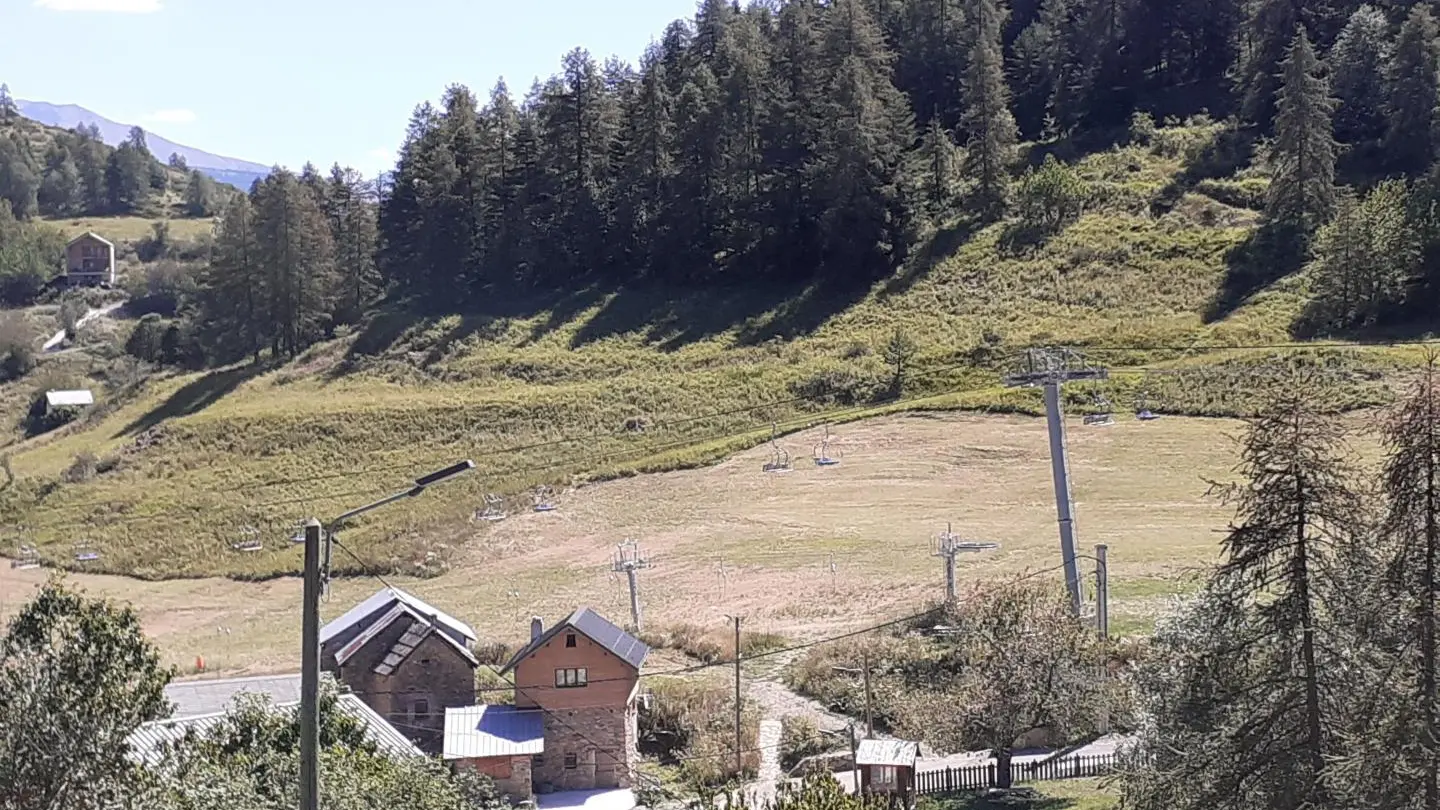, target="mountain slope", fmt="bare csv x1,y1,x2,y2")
16,100,270,190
